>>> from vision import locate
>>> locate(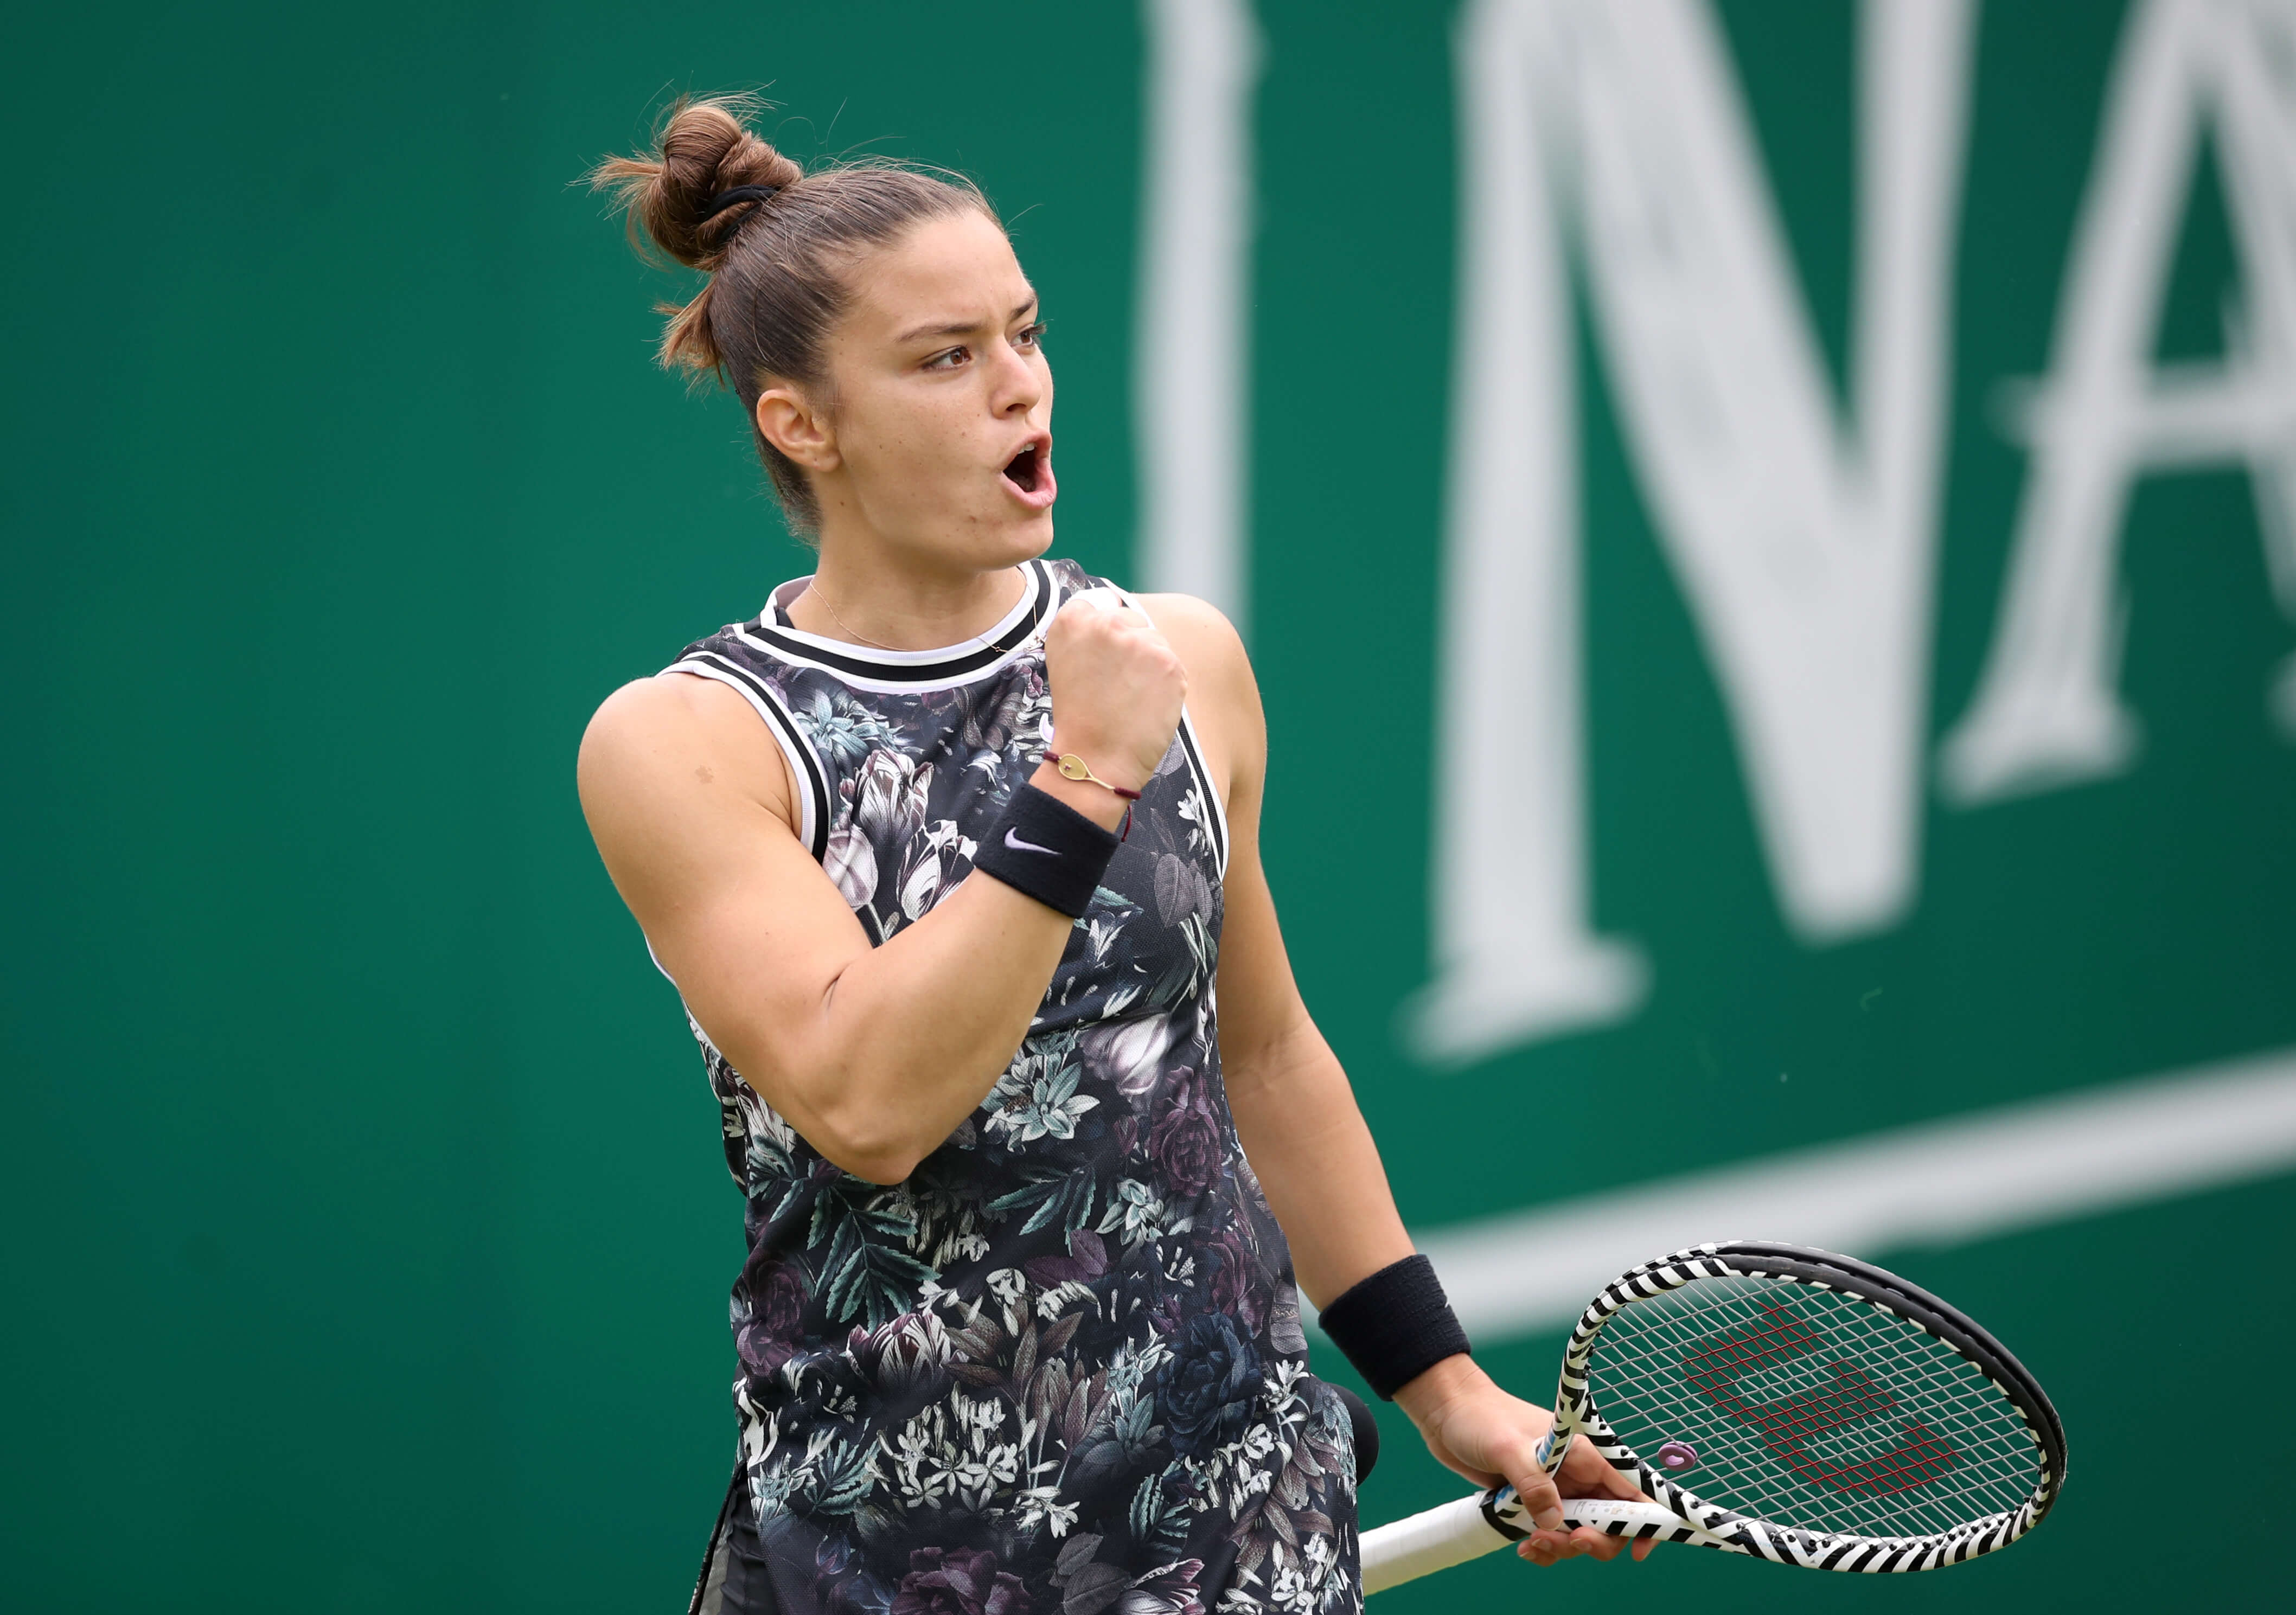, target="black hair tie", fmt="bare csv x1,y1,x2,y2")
702,183,781,221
